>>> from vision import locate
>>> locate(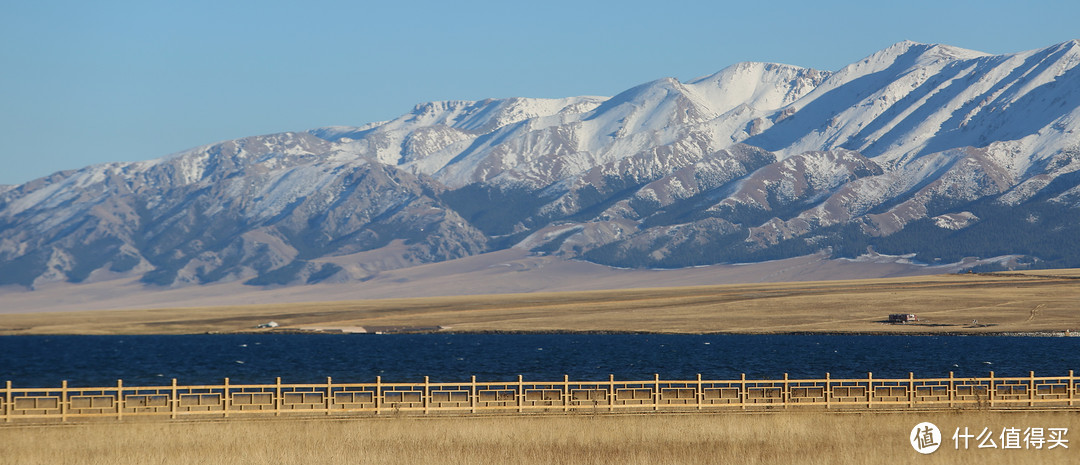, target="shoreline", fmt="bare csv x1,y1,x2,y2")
4,329,1078,337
